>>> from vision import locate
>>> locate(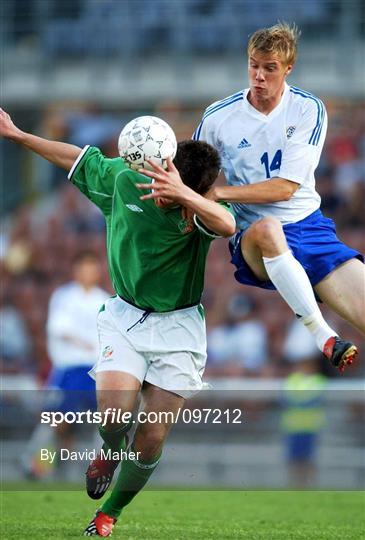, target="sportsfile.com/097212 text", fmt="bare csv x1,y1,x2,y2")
40,407,244,427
